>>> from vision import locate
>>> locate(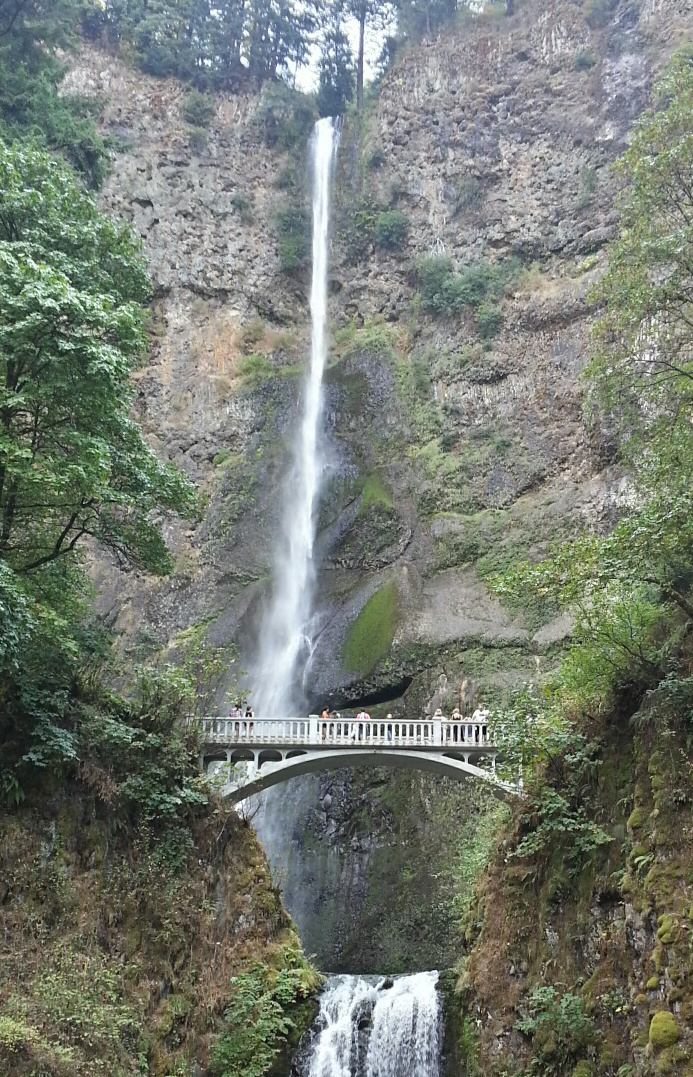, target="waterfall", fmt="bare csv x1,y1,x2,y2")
301,973,442,1077
252,117,340,718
